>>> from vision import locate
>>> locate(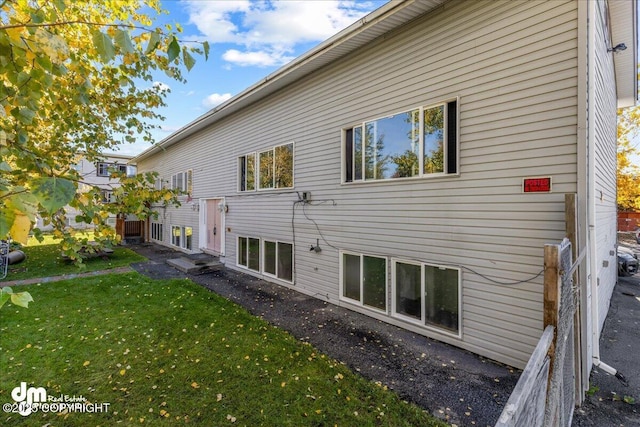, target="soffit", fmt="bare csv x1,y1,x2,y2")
609,0,638,109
